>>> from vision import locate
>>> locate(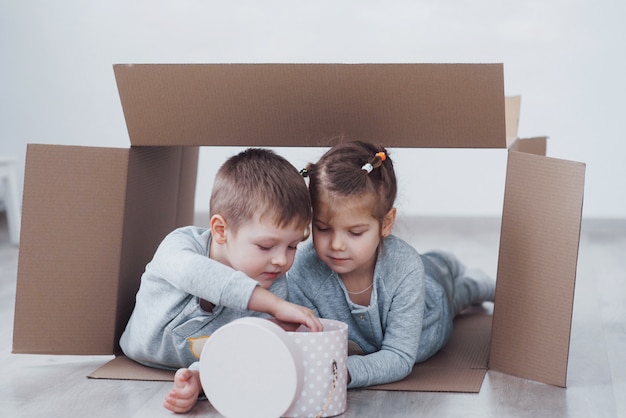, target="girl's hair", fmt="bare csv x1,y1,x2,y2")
306,140,397,225
210,148,312,233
